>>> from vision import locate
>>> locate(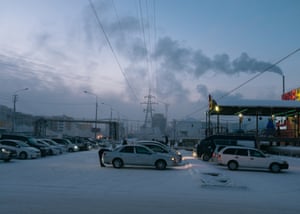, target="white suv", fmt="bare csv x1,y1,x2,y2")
217,146,288,173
